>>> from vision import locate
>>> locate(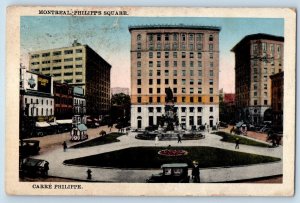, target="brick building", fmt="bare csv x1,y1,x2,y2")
129,25,221,129
53,82,73,120
231,33,284,124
